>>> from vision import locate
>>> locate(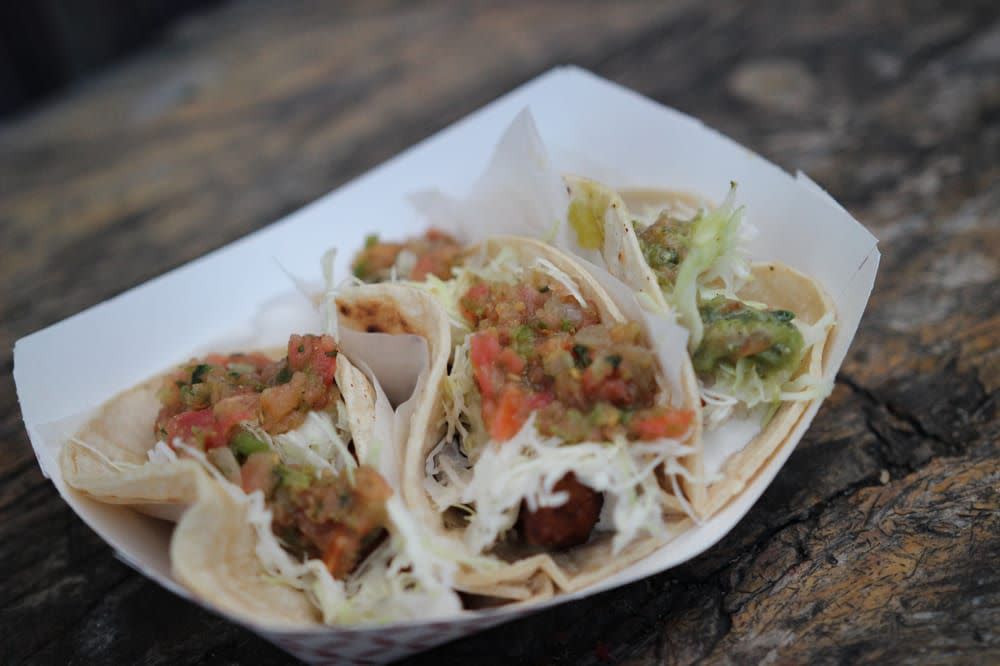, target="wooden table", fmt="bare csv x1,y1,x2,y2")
2,1,997,663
